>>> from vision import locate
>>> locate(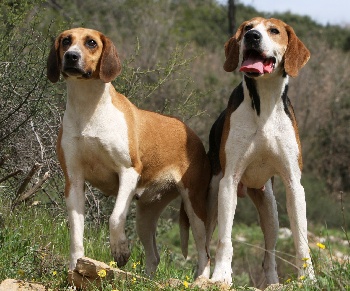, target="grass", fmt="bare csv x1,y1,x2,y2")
0,196,349,290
